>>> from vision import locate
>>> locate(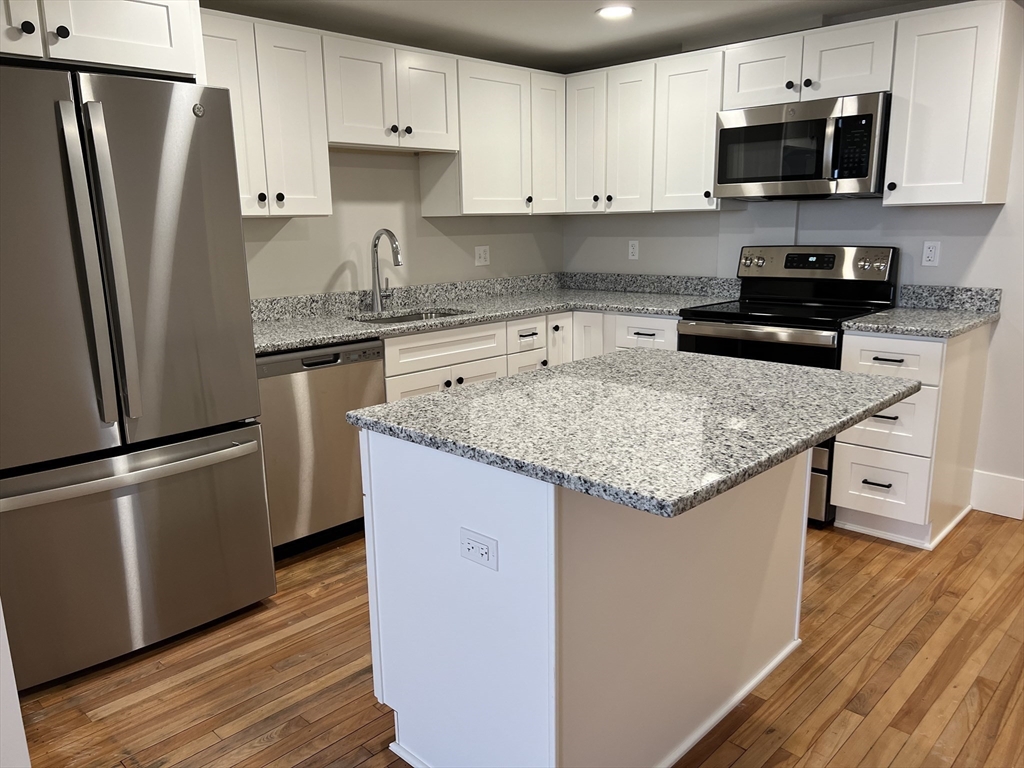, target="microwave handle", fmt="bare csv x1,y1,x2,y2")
822,117,836,181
